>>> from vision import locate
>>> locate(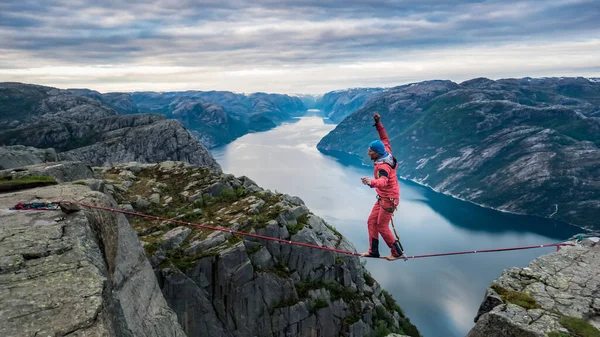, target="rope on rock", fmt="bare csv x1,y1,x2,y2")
9,201,576,260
